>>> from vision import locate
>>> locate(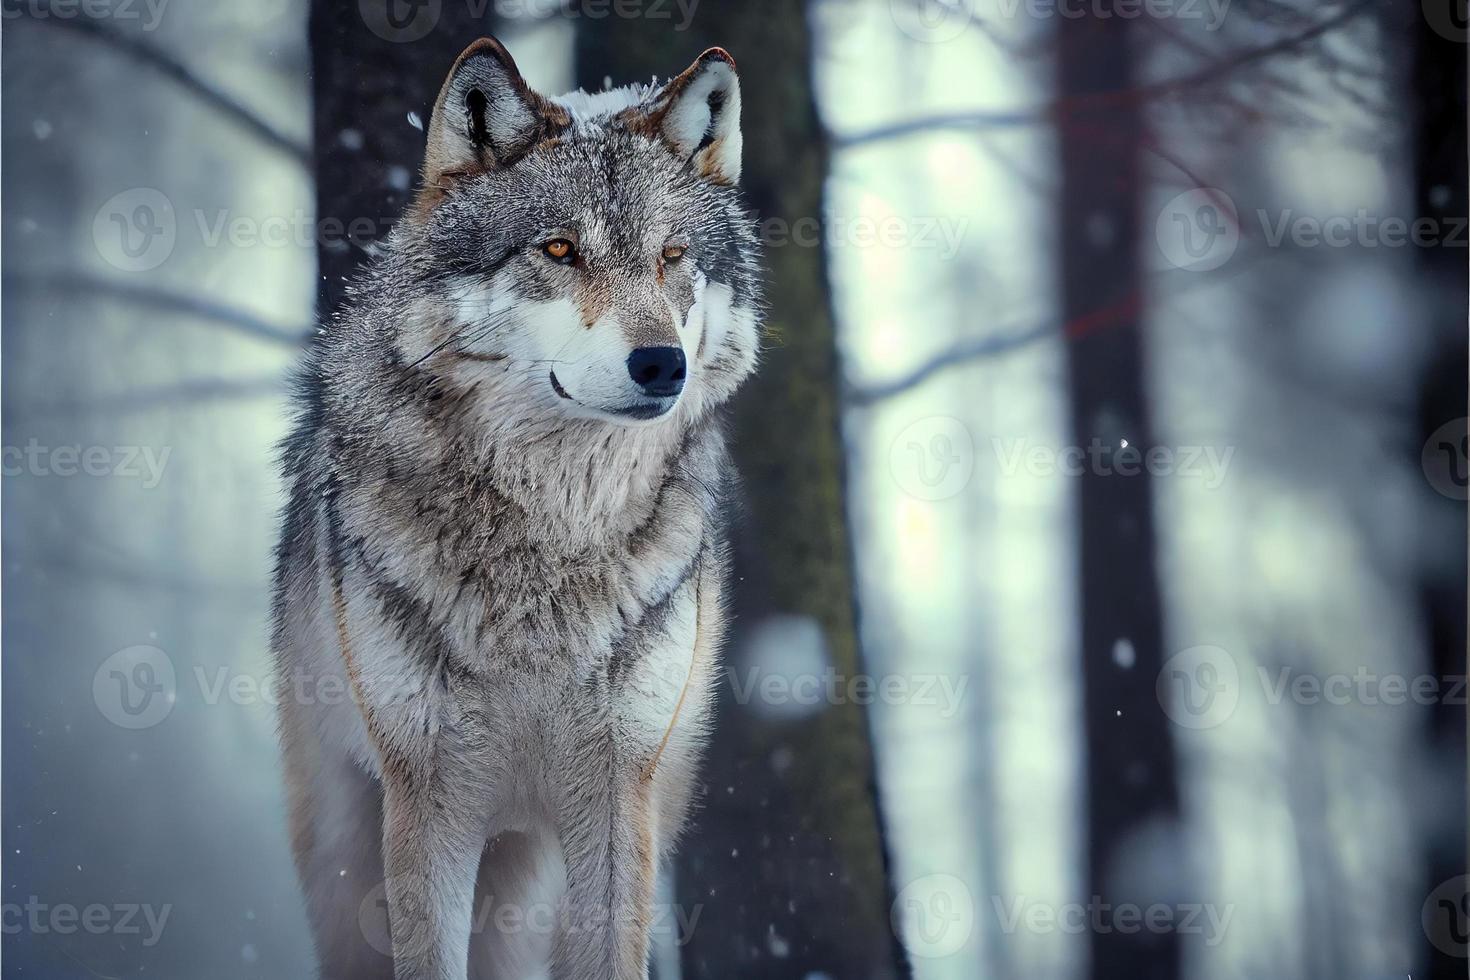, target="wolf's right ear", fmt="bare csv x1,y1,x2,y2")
421,37,566,188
